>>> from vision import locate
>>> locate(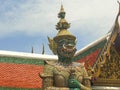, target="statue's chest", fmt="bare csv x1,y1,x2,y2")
52,65,83,87
53,66,71,78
